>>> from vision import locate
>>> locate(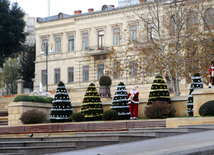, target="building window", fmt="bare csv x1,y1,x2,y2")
113,63,120,79
41,70,47,86
42,39,48,53
130,61,137,77
68,67,74,83
68,35,74,51
130,25,136,42
113,28,120,45
147,23,154,41
98,64,104,80
82,33,88,50
54,68,60,84
204,8,214,31
55,37,61,53
98,31,104,50
83,66,89,82
186,11,198,31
